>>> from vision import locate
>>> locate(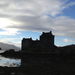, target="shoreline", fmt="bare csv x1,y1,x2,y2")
0,50,75,58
